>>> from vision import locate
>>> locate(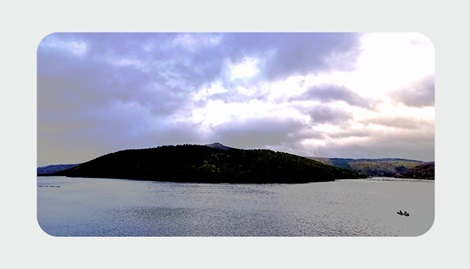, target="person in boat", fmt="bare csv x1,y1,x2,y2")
397,210,403,215
404,211,409,217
